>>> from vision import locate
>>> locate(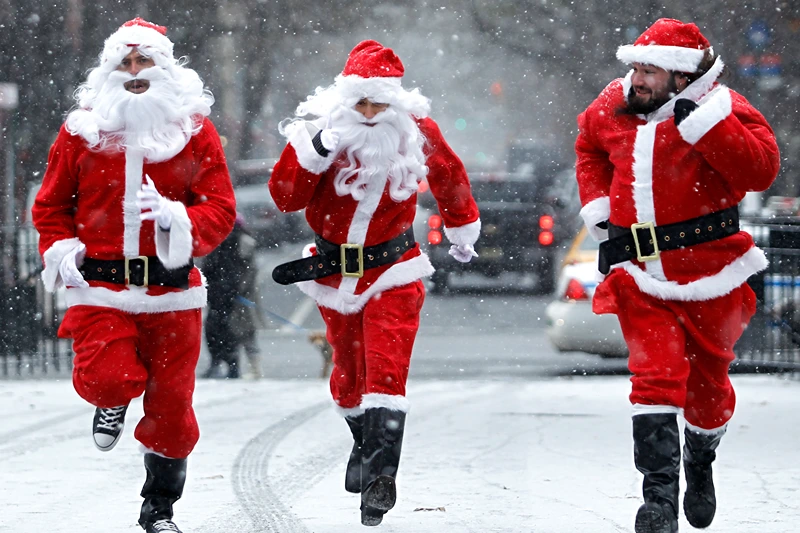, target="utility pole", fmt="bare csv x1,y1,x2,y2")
0,82,19,287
